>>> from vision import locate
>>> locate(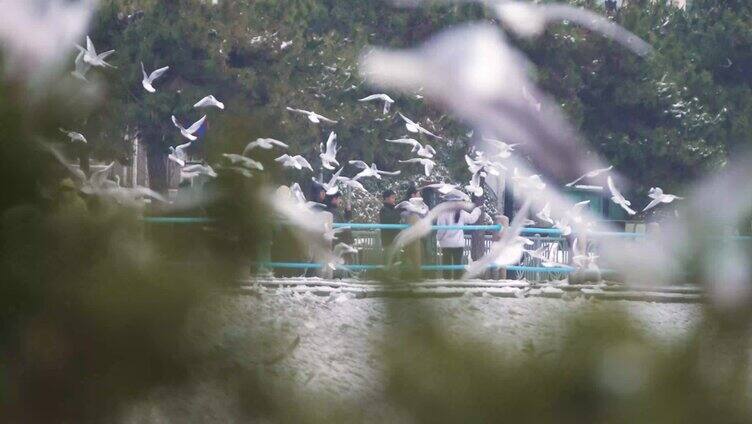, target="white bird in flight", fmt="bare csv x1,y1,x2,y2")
360,23,618,183
464,171,484,197
171,115,206,141
349,160,401,180
465,152,505,176
329,242,359,270
312,167,343,196
75,36,115,68
571,237,599,271
396,197,429,216
141,62,169,93
464,200,533,279
286,107,338,124
642,187,683,212
387,137,436,158
419,182,458,195
566,165,613,187
511,168,546,191
536,202,554,225
242,138,289,154
182,163,217,178
71,50,91,81
168,141,191,167
398,113,442,139
491,1,653,56
290,182,325,209
607,176,636,215
399,158,435,177
553,218,572,236
59,128,87,144
572,184,604,192
223,153,264,171
275,154,313,172
482,137,518,159
336,175,367,192
319,132,340,170
358,93,395,114
567,200,591,225
194,95,225,110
